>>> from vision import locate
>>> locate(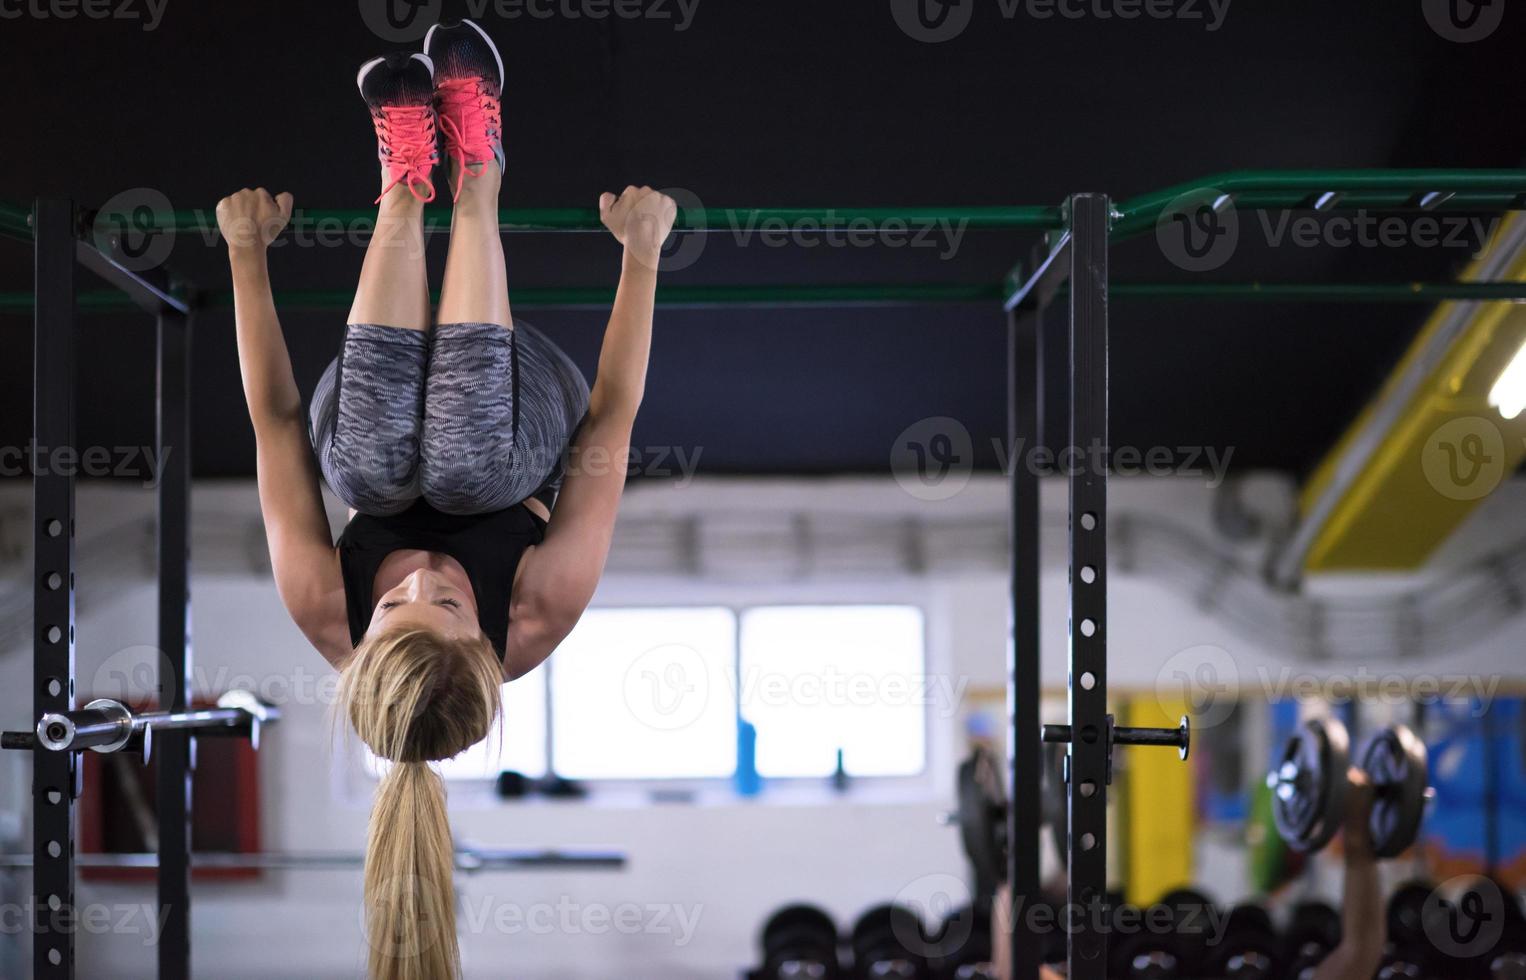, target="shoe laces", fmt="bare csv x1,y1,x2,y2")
372,104,438,204
435,77,502,201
